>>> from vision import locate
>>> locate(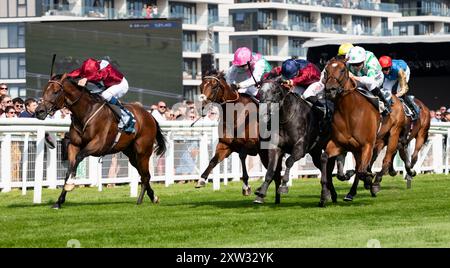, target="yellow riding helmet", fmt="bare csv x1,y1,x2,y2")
338,43,354,56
